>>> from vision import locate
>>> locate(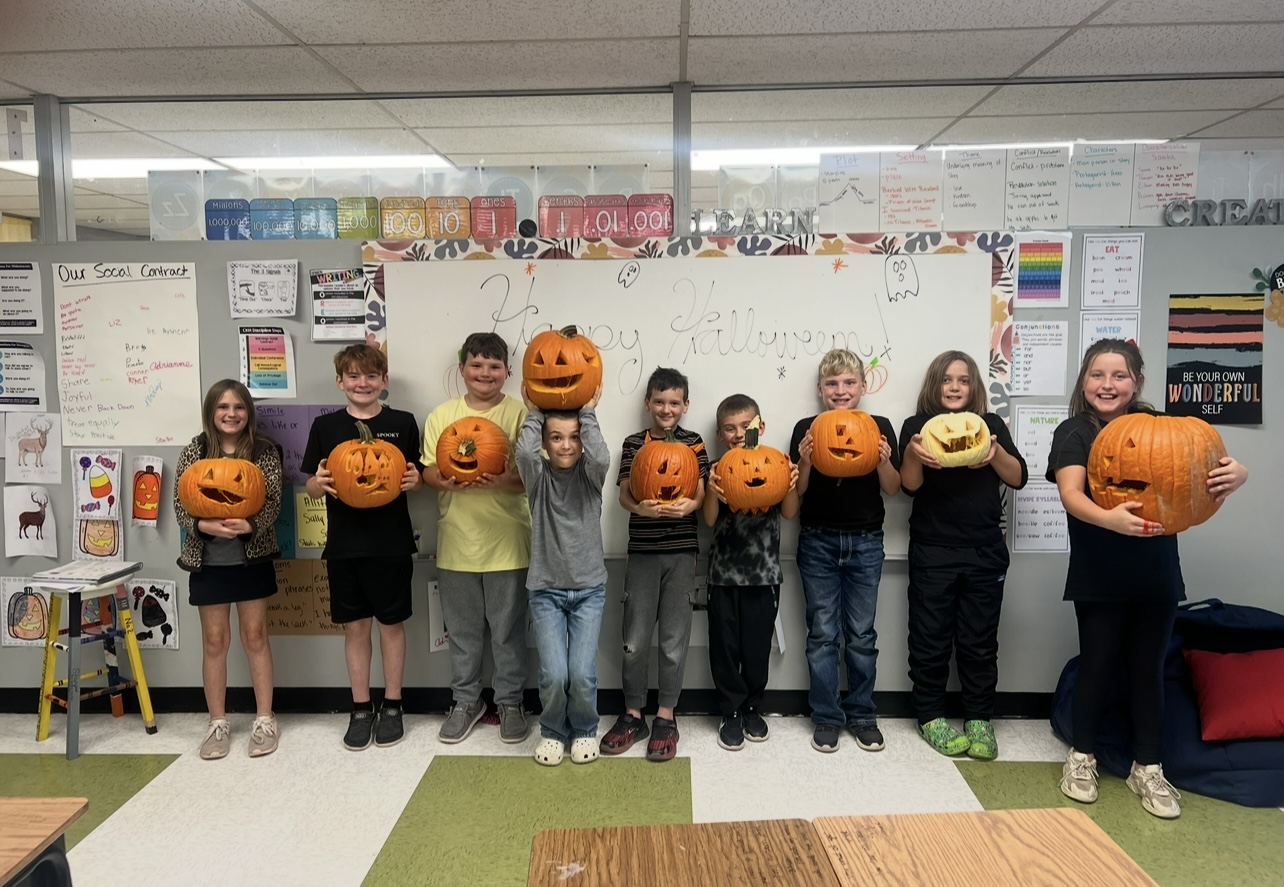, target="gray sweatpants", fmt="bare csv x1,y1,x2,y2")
620,552,695,710
438,567,528,707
